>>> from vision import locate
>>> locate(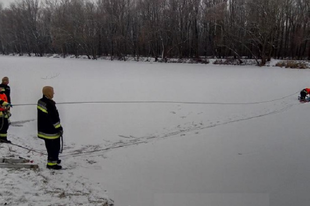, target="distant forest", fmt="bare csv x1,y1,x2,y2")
0,0,309,65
